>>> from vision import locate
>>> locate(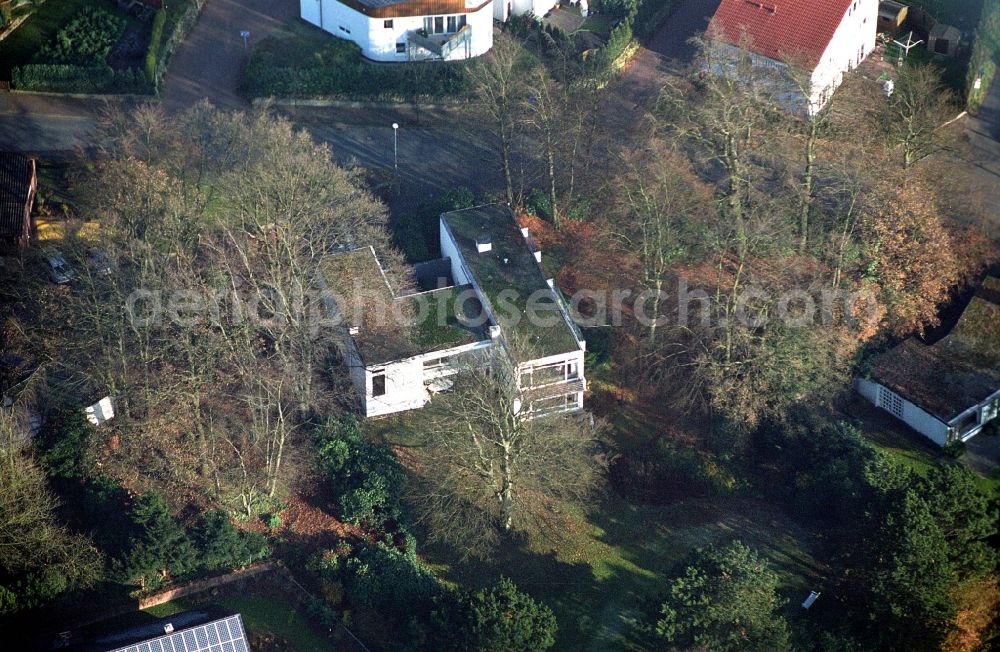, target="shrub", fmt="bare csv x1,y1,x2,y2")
314,415,407,528
655,541,791,651
36,409,95,479
942,441,966,458
432,577,558,651
243,31,470,100
193,509,269,572
610,438,730,502
113,492,198,589
313,542,446,622
33,8,125,65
